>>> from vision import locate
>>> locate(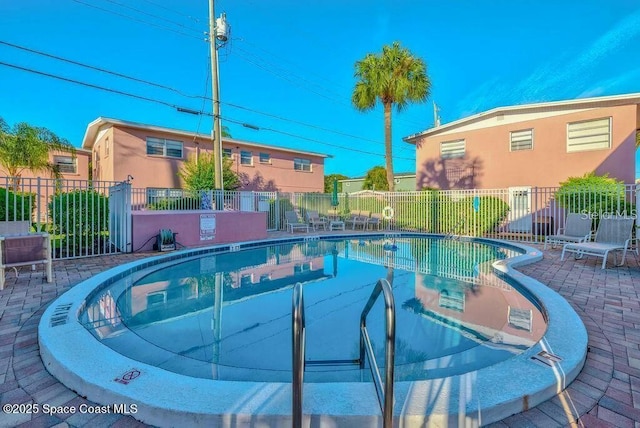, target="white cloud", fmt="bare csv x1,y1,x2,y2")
453,9,640,119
